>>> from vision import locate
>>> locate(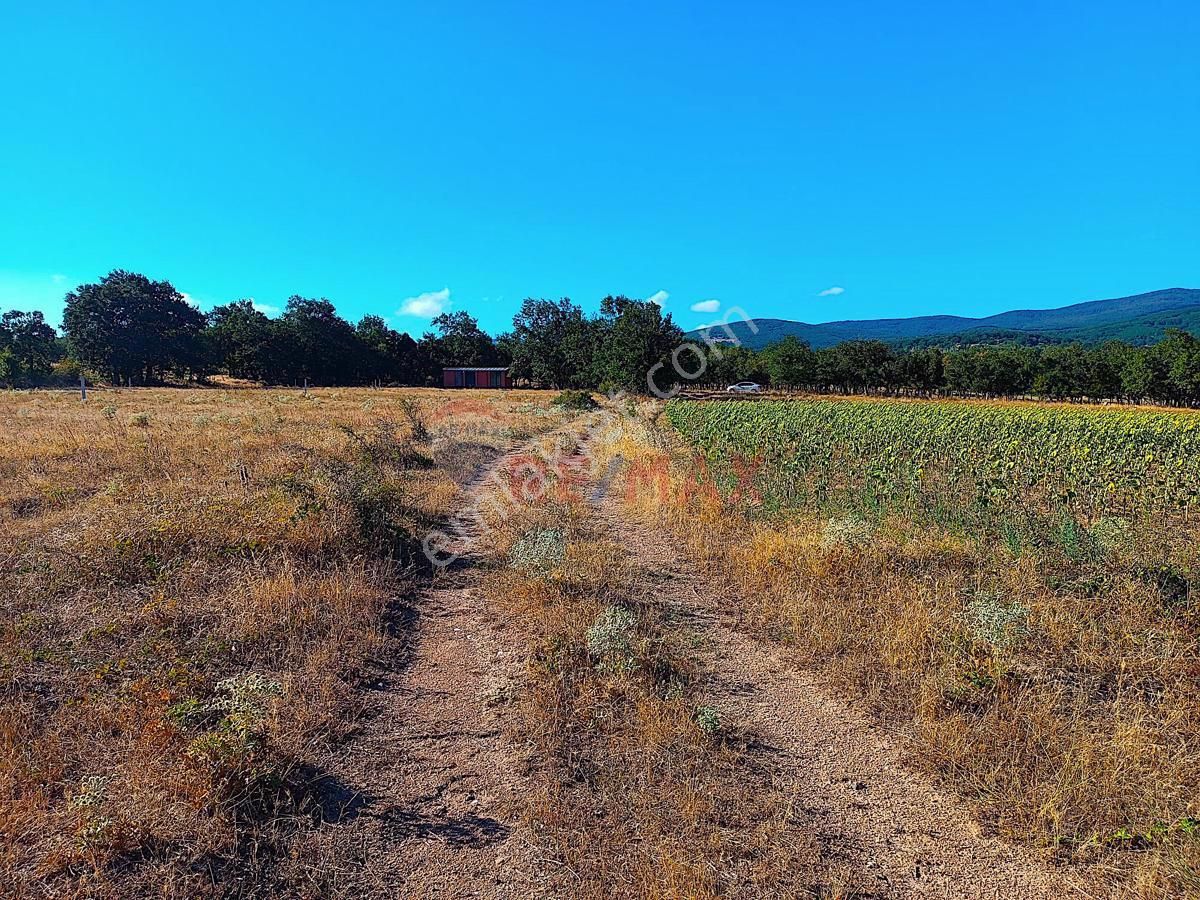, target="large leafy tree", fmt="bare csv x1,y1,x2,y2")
817,340,894,392
206,300,273,380
355,315,424,384
761,335,816,388
1159,329,1200,402
507,298,596,388
272,296,359,384
62,270,205,382
1033,343,1092,399
421,311,501,371
0,310,61,384
593,295,684,395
